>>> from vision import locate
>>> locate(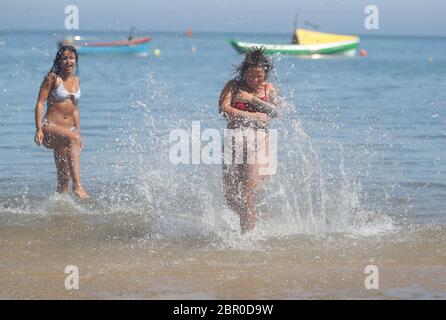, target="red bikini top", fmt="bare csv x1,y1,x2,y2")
232,83,269,113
